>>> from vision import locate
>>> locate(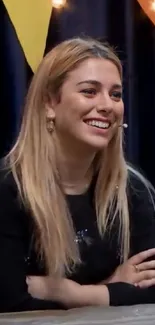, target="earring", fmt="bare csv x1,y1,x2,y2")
46,118,55,133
